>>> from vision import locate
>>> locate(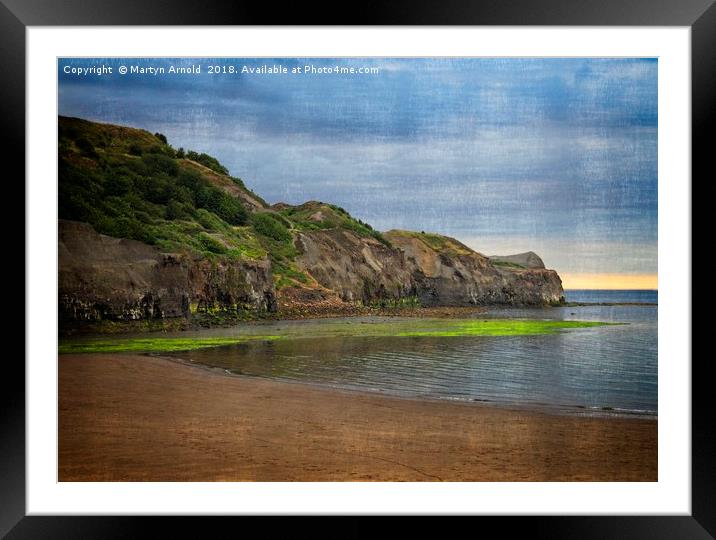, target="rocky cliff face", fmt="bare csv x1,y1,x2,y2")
59,220,276,322
289,228,564,308
294,229,415,304
384,231,564,307
59,220,563,325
